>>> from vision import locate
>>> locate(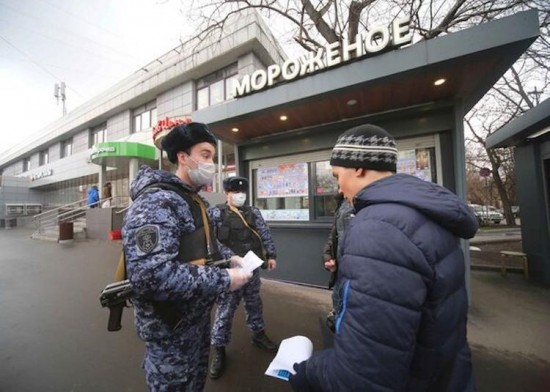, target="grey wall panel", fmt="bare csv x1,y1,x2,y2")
108,110,131,140
265,225,332,287
438,131,456,193
73,130,89,153
516,145,550,284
